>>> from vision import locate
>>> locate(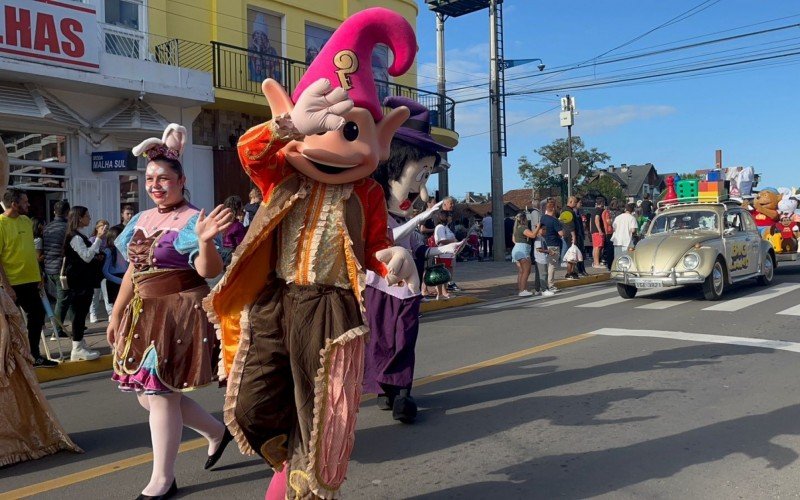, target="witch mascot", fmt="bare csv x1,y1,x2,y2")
205,8,420,499
364,97,457,423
